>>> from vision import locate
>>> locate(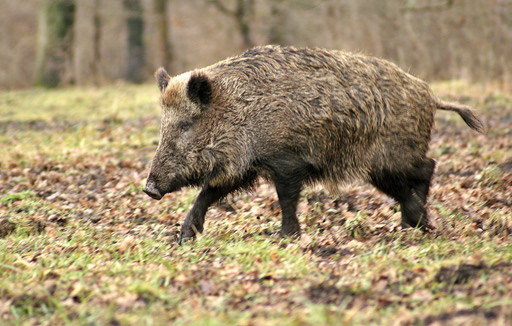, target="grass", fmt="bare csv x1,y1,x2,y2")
0,82,511,325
